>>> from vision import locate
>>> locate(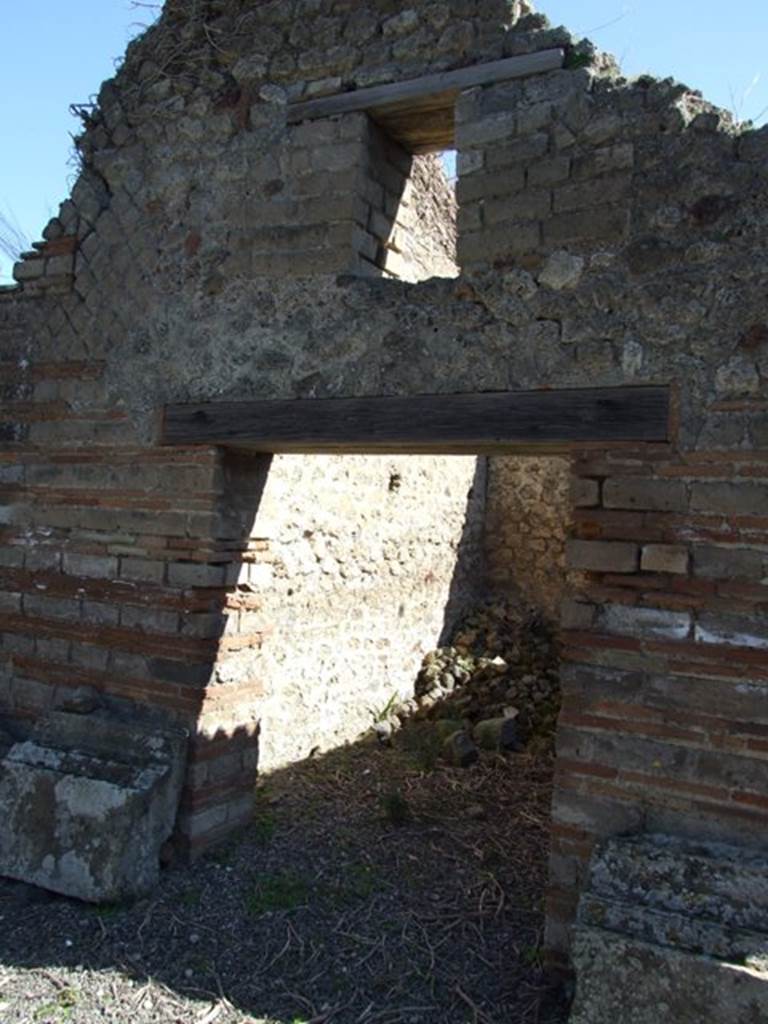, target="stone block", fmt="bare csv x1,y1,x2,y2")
119,557,166,584
570,928,768,1024
517,101,556,135
525,69,589,104
457,149,484,176
455,110,517,148
483,189,552,225
695,611,768,650
23,594,82,622
311,141,366,174
13,259,44,283
472,715,522,752
600,603,691,640
544,205,630,246
553,173,631,214
603,477,688,513
566,539,638,573
0,591,21,613
62,552,118,579
528,155,572,187
338,112,370,142
691,482,768,516
459,221,541,265
120,605,180,634
168,561,228,589
456,166,525,203
693,545,766,581
579,893,768,963
572,142,635,179
486,133,549,169
570,477,600,508
570,834,768,1023
641,544,689,575
539,250,585,290
457,205,482,233
0,710,187,902
252,247,348,276
45,255,75,277
82,600,120,626
561,599,595,630
587,834,768,934
0,547,24,568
